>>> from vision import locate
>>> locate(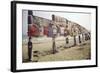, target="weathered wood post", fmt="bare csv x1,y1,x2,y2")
78,26,82,44
82,33,85,42
72,26,77,46
78,35,81,43
28,37,32,61
85,33,87,41
52,25,57,54
52,15,57,54
64,25,69,45
27,10,33,61
52,35,56,54
73,35,76,46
